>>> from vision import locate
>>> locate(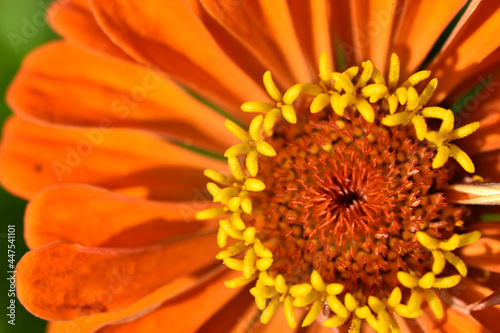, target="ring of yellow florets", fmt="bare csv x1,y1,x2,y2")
197,53,482,332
